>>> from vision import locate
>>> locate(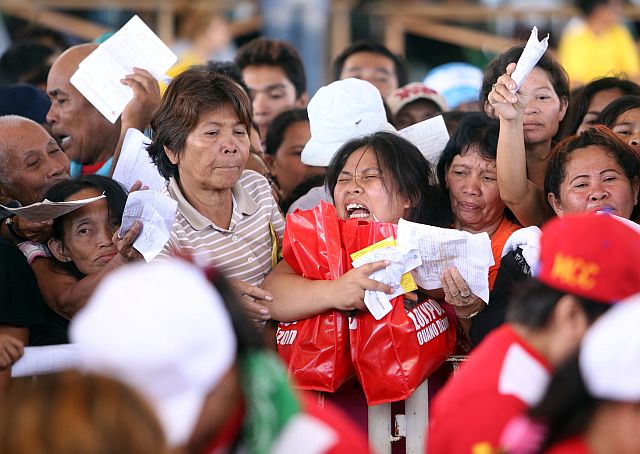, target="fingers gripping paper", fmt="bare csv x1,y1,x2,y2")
510,26,549,92
70,16,177,123
119,191,177,262
396,219,494,303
